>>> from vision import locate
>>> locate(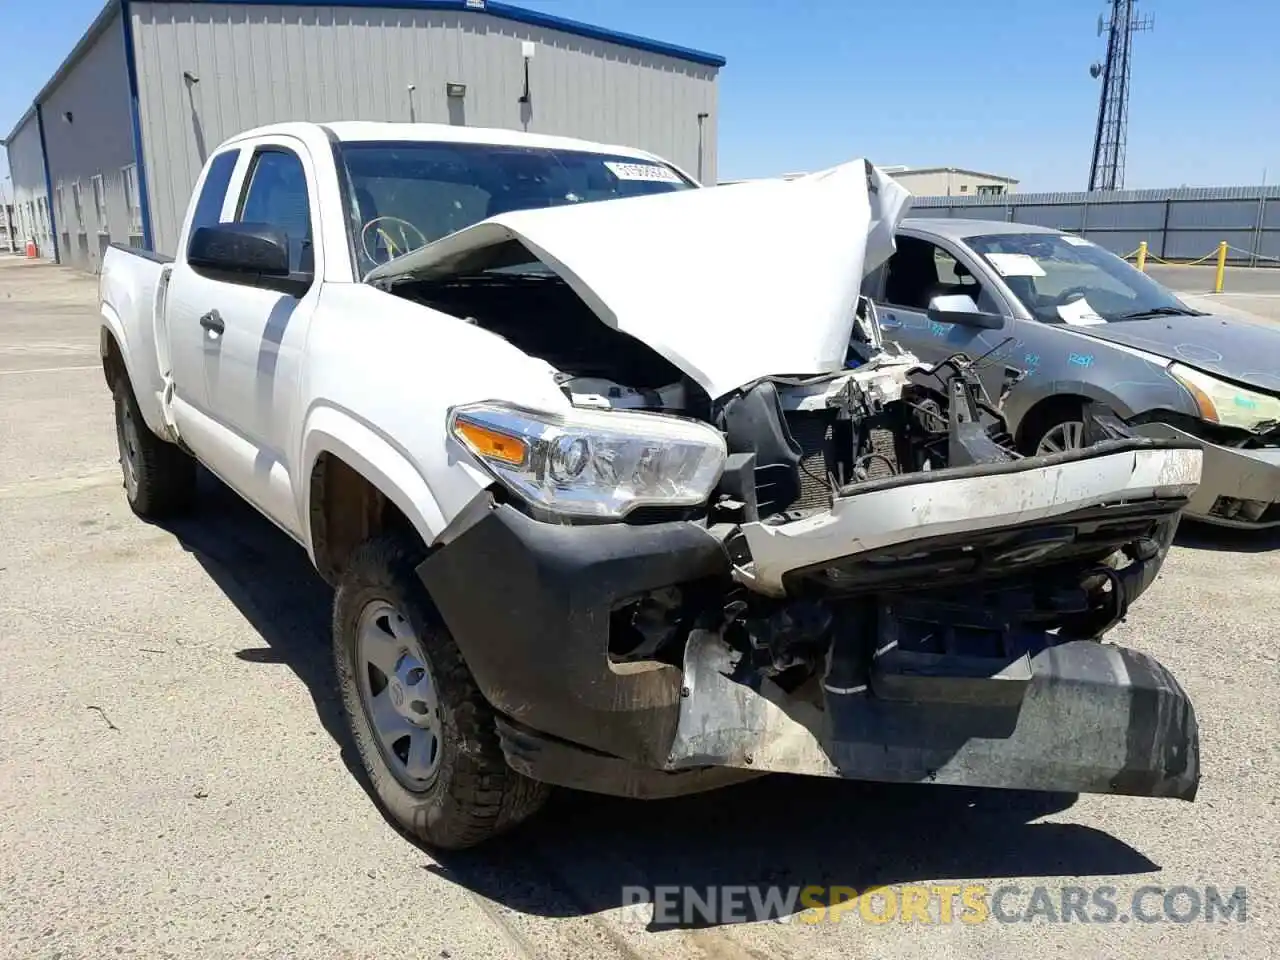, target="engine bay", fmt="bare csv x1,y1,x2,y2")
393,271,1199,692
